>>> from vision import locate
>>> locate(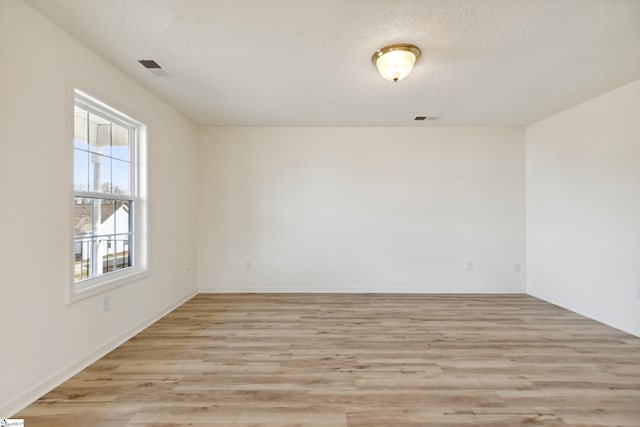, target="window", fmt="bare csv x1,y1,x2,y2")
72,90,146,298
